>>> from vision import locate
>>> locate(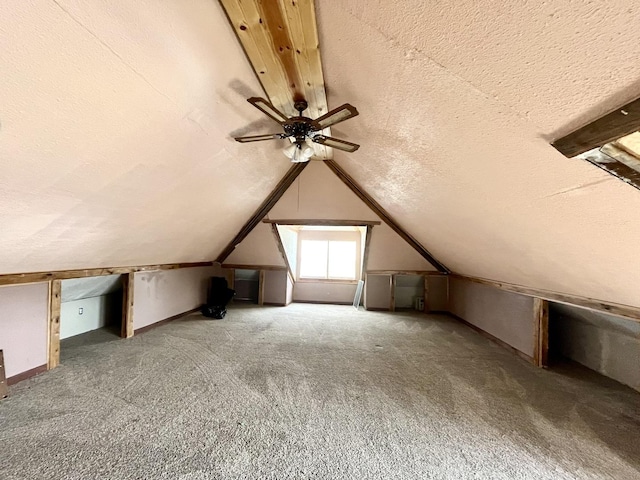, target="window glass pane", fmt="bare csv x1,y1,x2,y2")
300,240,328,278
328,241,357,279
